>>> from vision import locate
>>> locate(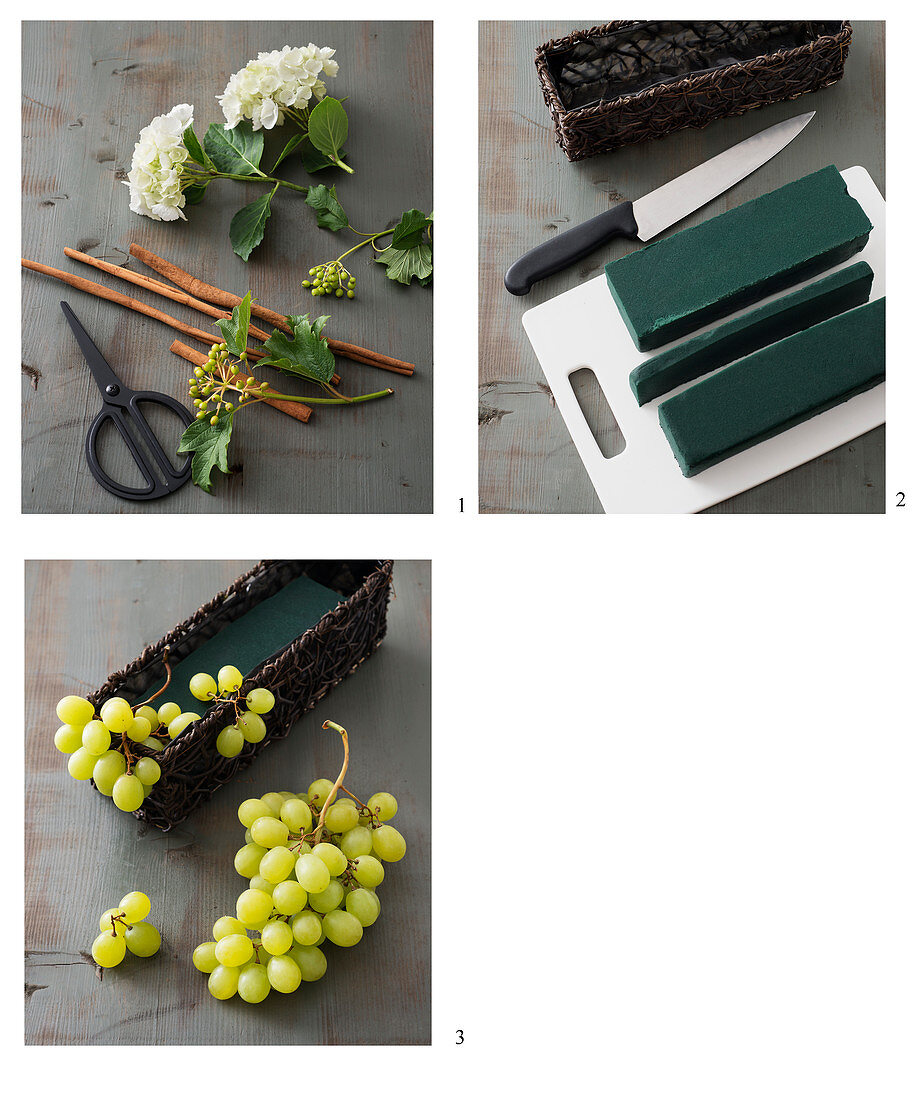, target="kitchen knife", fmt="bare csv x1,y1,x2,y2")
504,111,815,296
